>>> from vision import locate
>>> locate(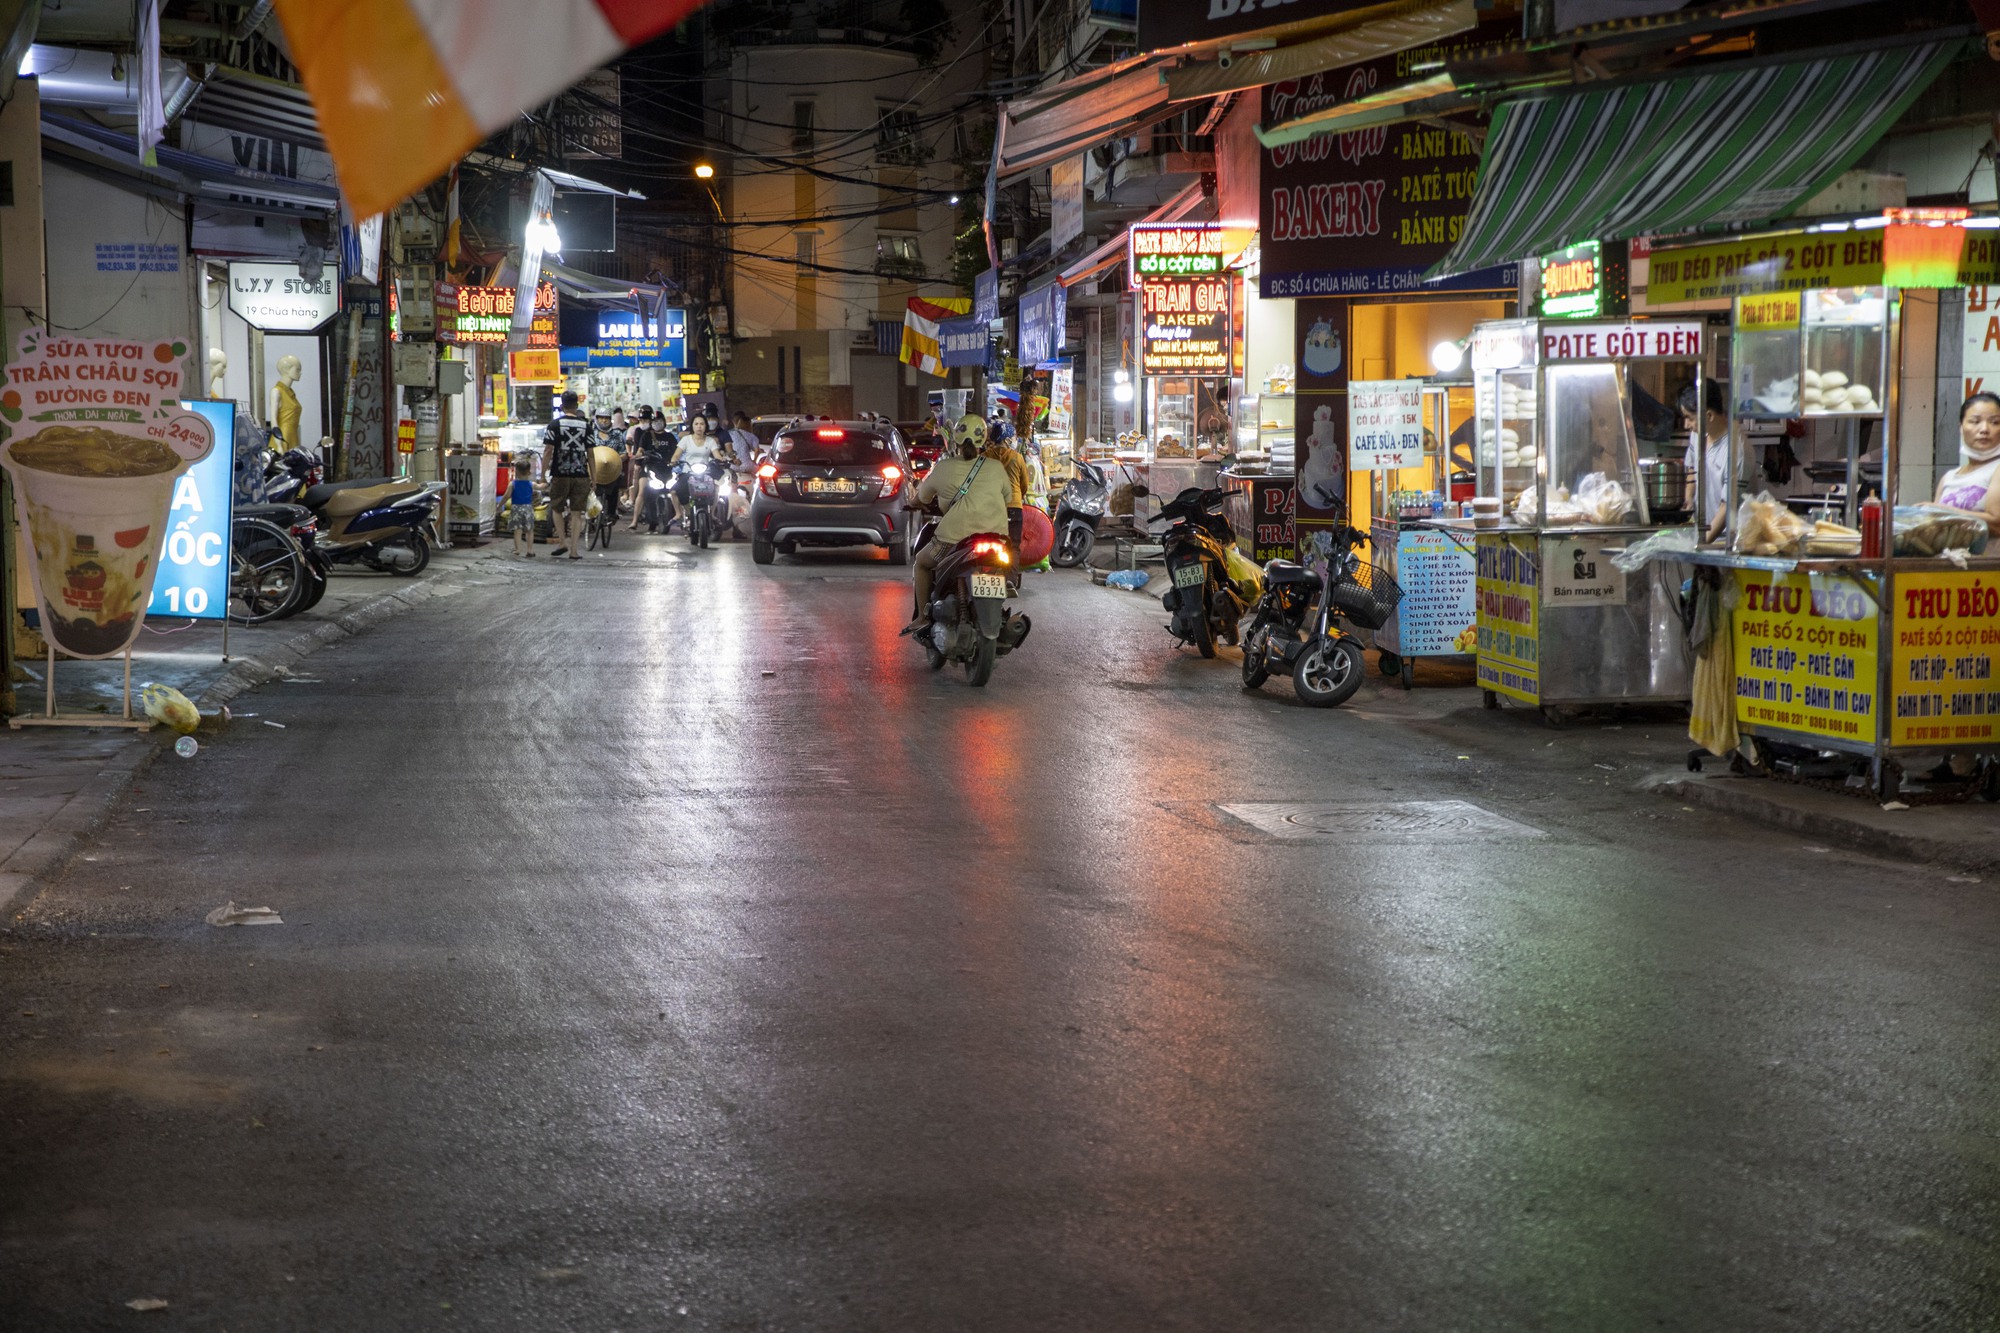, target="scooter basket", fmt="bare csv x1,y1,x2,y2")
1327,561,1403,630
